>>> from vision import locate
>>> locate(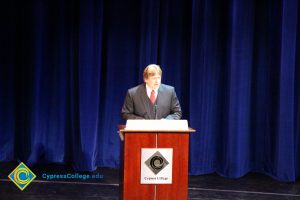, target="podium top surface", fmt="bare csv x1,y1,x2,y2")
125,119,191,131
118,121,196,132
118,127,196,133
